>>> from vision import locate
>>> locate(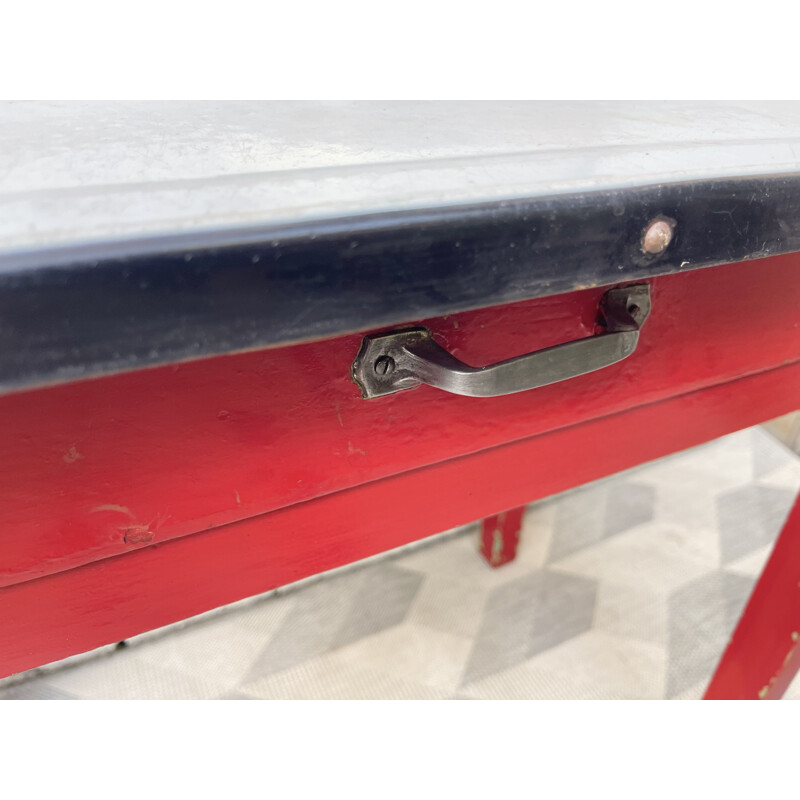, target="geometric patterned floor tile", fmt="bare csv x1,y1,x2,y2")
321,622,472,695
544,481,655,563
0,682,77,701
2,424,799,700
717,484,796,565
43,647,226,700
760,458,800,491
545,483,610,563
131,611,268,694
460,570,597,686
753,425,796,477
239,656,453,700
547,520,716,597
241,564,423,684
665,570,757,698
593,581,668,644
604,482,657,538
460,631,666,700
240,578,364,684
328,564,424,650
405,572,491,639
724,543,774,579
